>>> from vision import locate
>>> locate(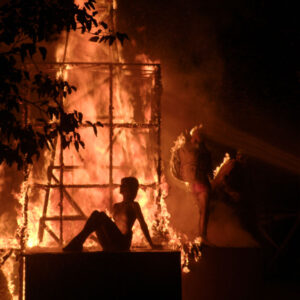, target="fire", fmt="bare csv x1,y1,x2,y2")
0,2,204,299
22,41,166,251
1,250,19,300
213,152,230,178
